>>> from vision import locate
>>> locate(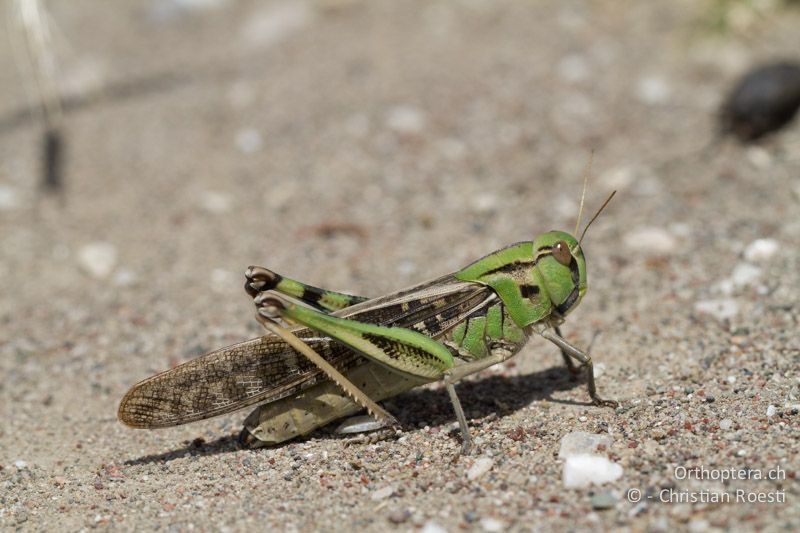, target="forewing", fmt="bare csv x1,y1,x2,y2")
118,332,360,428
